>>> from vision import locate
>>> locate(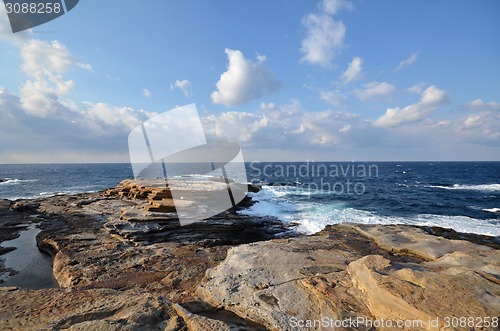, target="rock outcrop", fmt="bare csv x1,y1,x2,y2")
0,180,499,330
197,224,500,330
